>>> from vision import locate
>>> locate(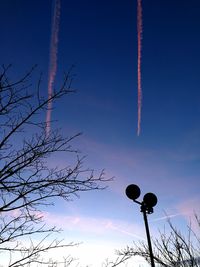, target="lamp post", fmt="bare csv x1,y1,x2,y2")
125,184,158,267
